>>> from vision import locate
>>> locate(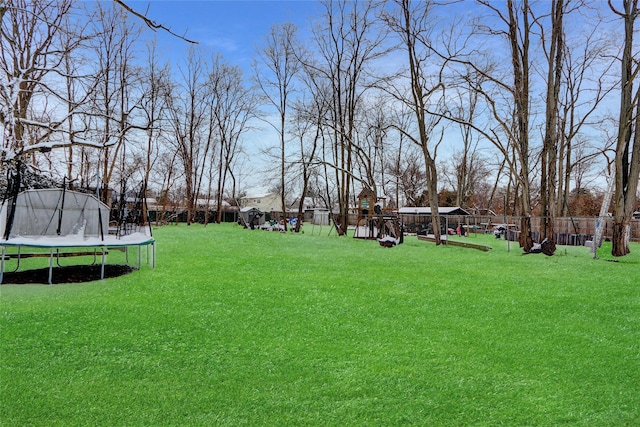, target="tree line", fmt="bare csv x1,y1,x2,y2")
1,0,639,256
